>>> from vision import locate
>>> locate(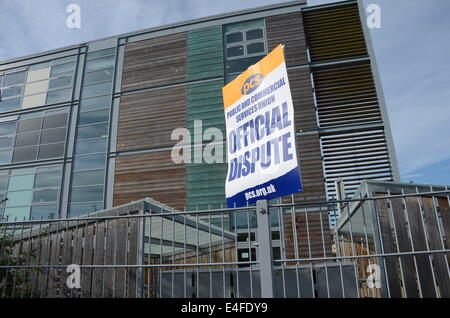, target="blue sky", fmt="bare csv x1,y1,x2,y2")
0,0,449,185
